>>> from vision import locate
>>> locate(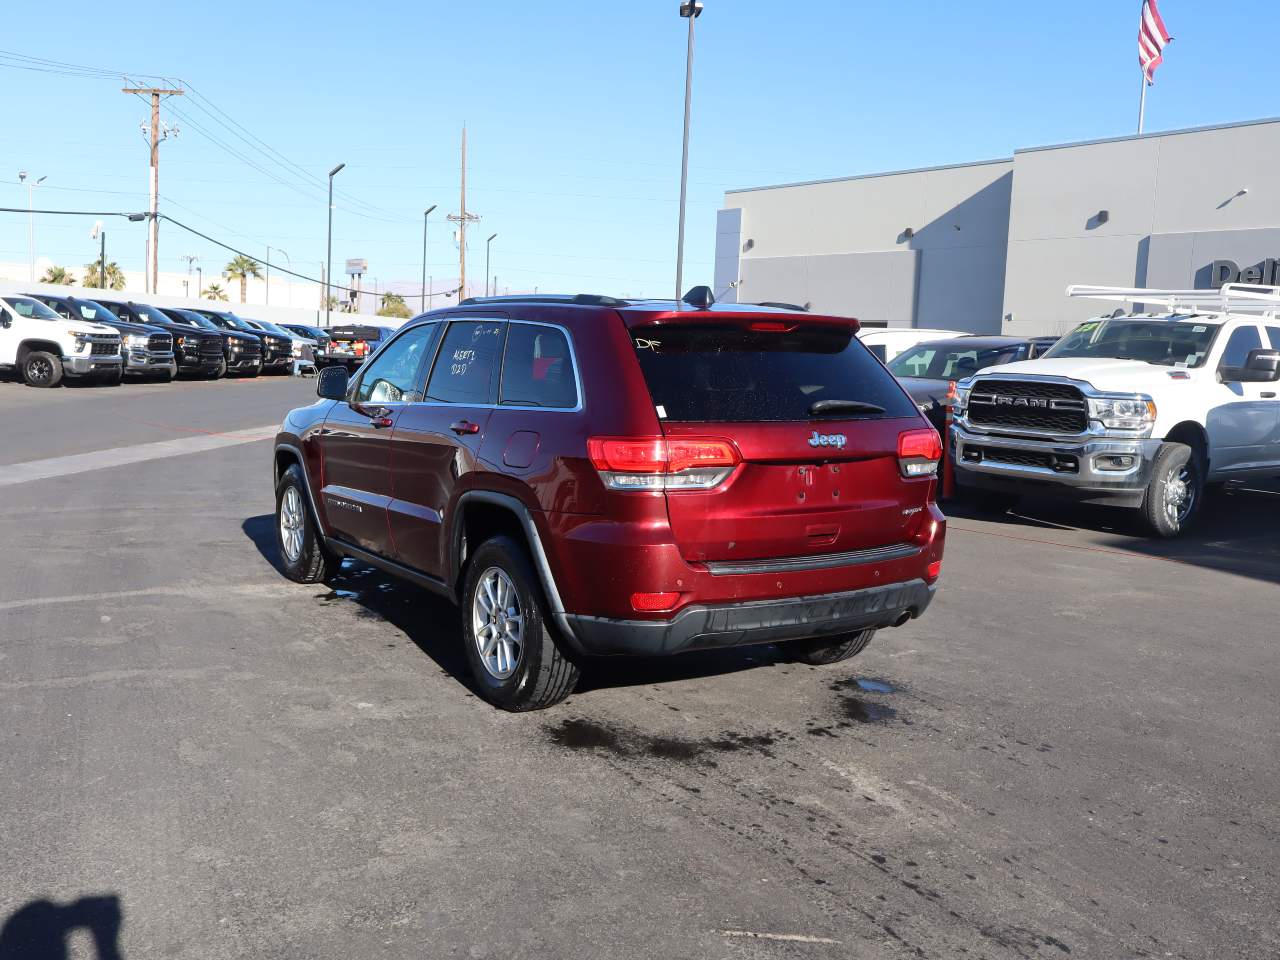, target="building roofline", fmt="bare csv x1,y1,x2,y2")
1013,115,1280,154
724,116,1280,200
724,156,1014,196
